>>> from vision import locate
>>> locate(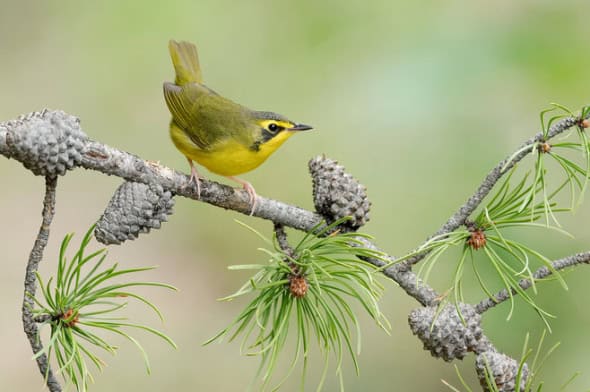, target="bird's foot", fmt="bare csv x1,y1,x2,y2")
243,182,258,216
227,176,258,215
187,159,202,199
